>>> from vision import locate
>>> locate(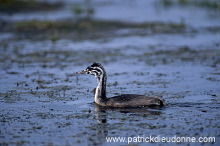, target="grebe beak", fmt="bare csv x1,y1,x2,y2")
76,70,88,74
